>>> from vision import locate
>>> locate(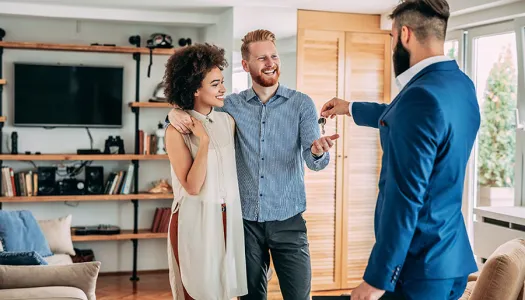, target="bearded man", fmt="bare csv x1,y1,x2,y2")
320,1,480,299
165,29,338,300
